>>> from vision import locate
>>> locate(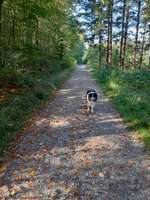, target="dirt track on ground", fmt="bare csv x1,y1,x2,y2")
0,65,150,200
